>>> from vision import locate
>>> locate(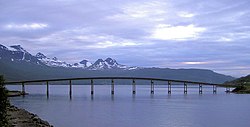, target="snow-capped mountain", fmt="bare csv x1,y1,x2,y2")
35,52,72,68
88,58,127,70
72,60,92,68
0,44,139,70
0,44,43,65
